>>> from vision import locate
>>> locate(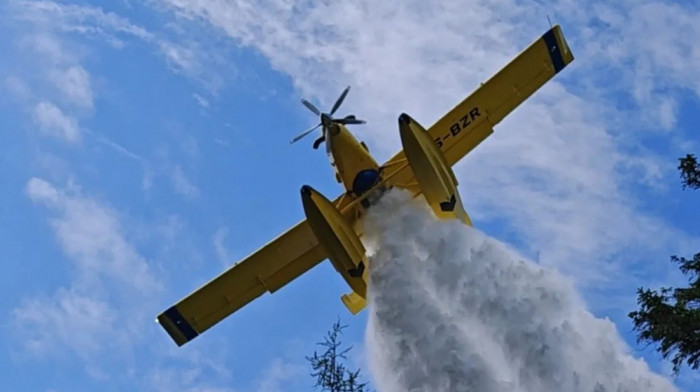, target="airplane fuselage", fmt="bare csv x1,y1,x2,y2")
325,123,381,198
